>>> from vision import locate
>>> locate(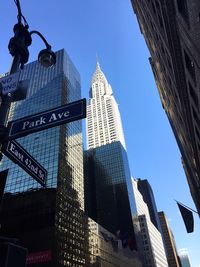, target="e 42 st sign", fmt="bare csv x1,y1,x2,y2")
2,140,47,186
